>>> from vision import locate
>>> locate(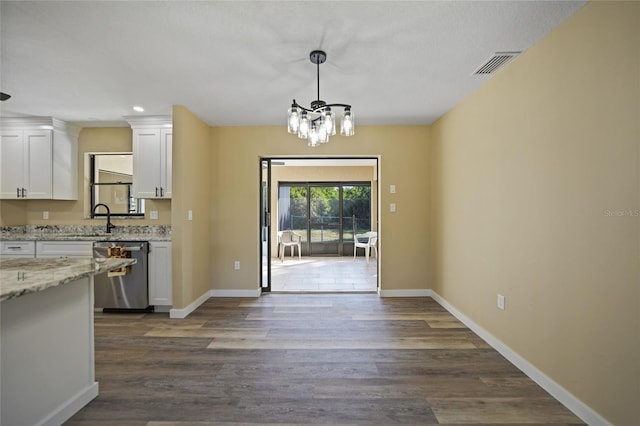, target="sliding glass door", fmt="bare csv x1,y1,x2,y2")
343,185,372,247
278,182,371,256
309,185,340,255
